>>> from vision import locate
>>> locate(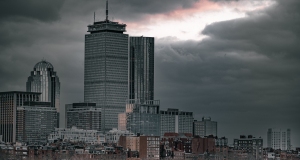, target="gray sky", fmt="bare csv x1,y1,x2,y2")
0,0,299,147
